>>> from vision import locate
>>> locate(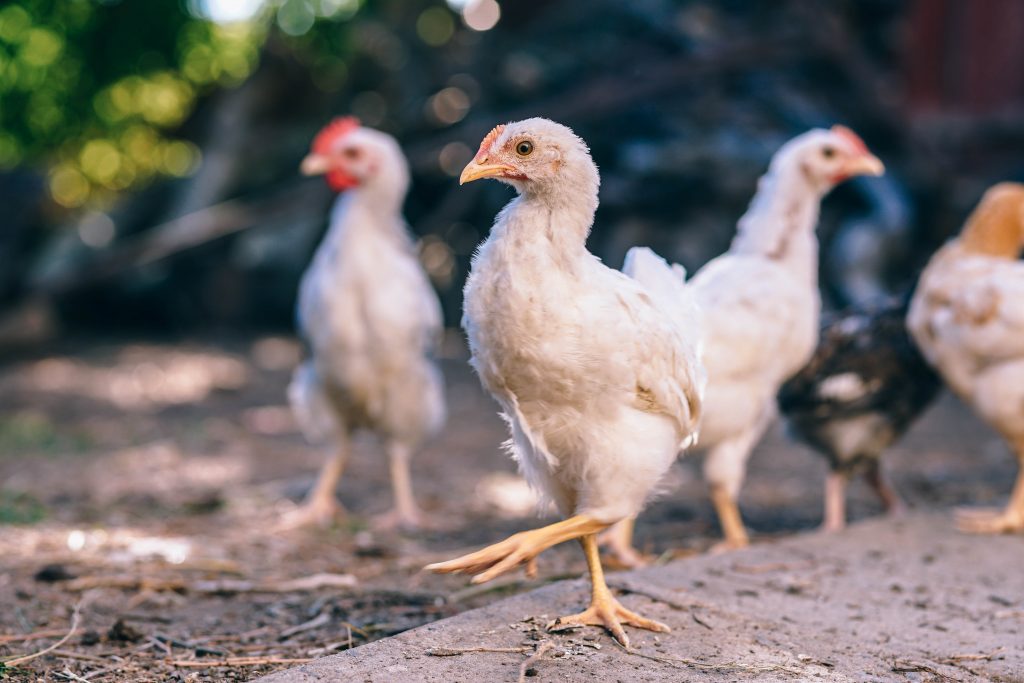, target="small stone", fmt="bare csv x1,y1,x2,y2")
552,648,566,658
107,619,142,643
583,634,598,641
34,564,75,583
524,666,539,677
